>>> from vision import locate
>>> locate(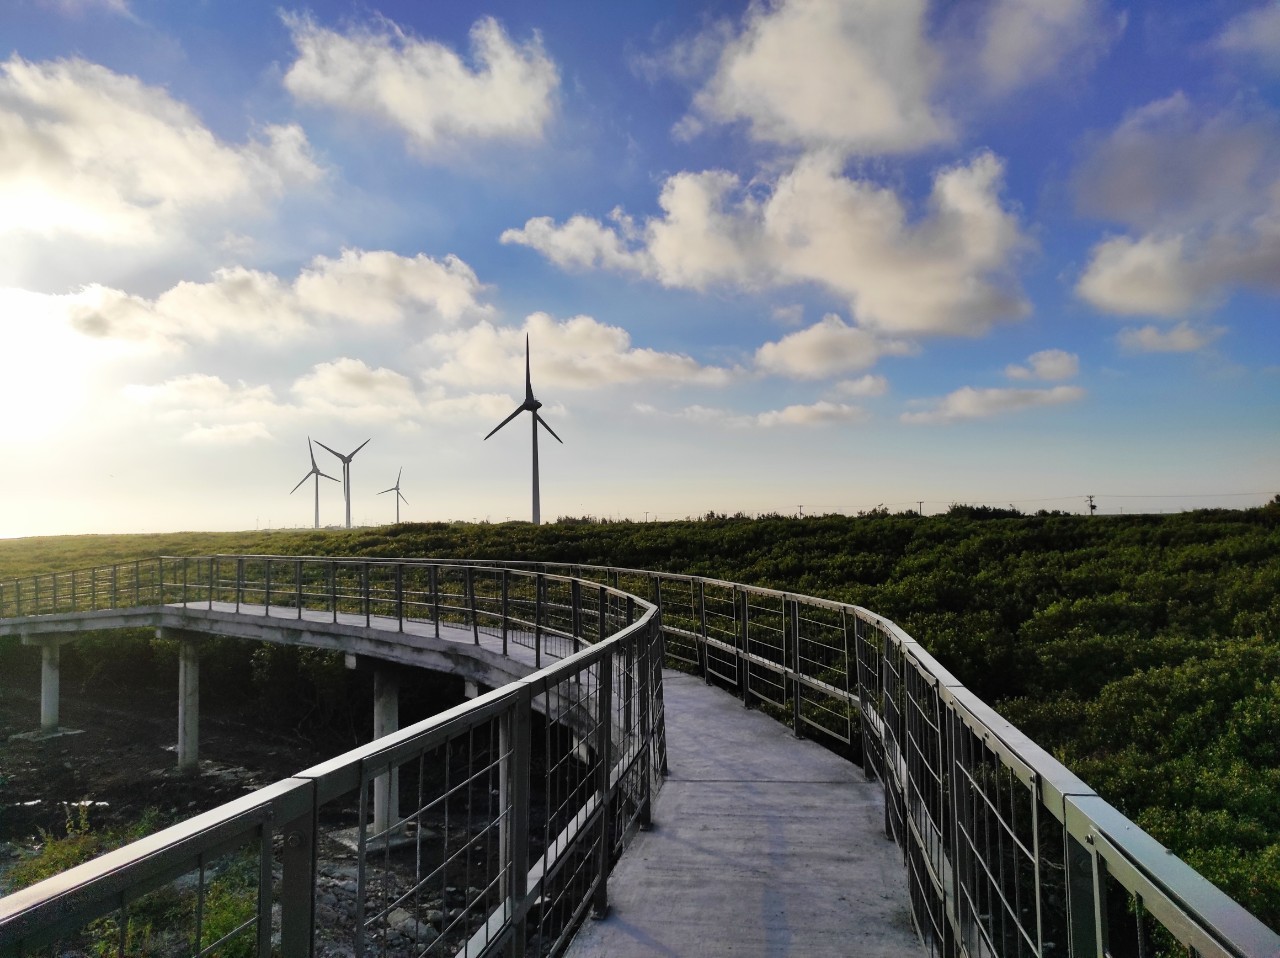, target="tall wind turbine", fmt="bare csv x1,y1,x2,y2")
315,438,371,529
289,437,339,529
379,468,409,524
484,336,562,525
